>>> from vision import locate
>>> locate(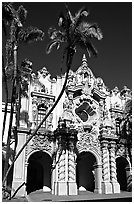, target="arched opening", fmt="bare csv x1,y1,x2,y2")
76,152,97,192
26,151,52,194
116,157,129,191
